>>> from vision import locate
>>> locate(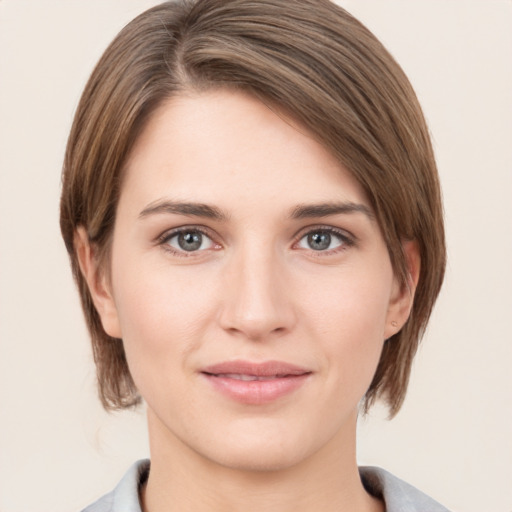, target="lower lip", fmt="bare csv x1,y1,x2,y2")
202,373,310,405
